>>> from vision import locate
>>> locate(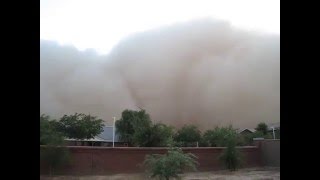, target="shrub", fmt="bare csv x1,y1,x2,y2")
144,147,198,180
219,143,243,171
219,127,243,171
219,132,243,171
